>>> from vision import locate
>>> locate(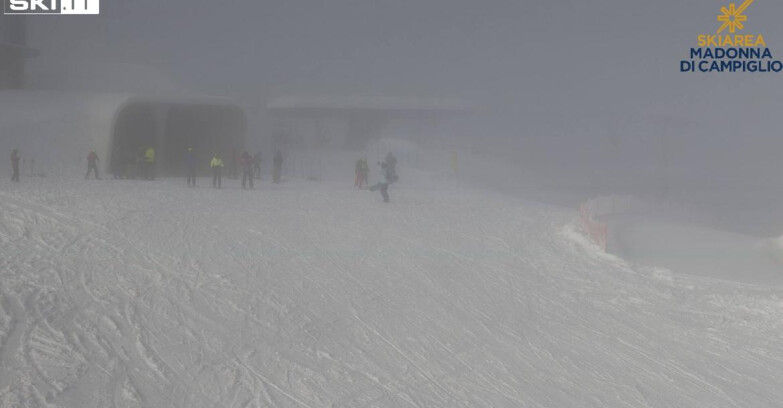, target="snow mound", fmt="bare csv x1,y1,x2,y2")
611,218,783,286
